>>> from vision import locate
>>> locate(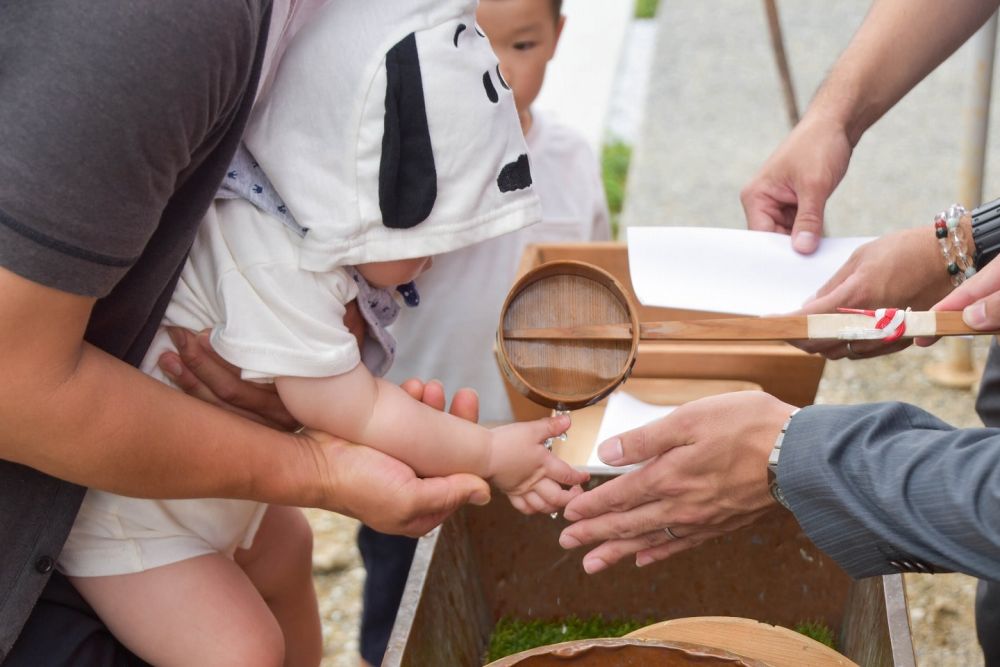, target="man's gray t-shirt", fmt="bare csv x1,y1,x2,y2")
0,0,270,656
